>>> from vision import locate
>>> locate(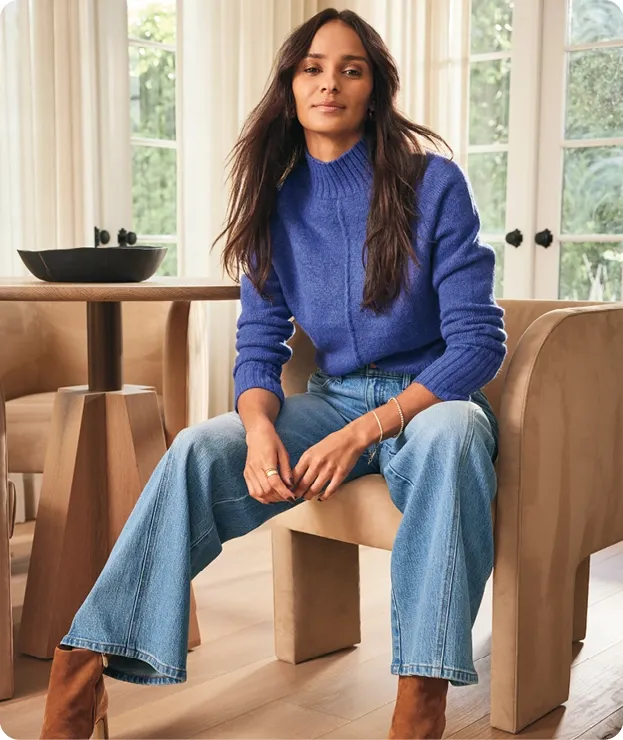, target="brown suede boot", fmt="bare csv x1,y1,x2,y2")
40,646,109,740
